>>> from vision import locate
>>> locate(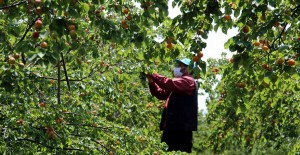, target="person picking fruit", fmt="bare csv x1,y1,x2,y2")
147,58,198,153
